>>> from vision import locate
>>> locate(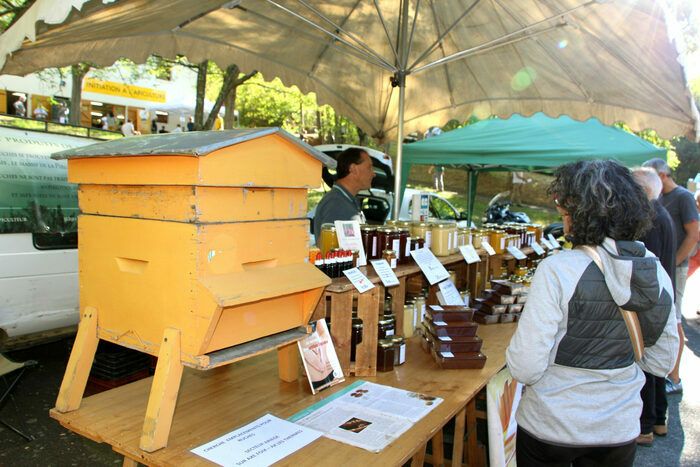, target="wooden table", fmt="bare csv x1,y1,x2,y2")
50,324,517,466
